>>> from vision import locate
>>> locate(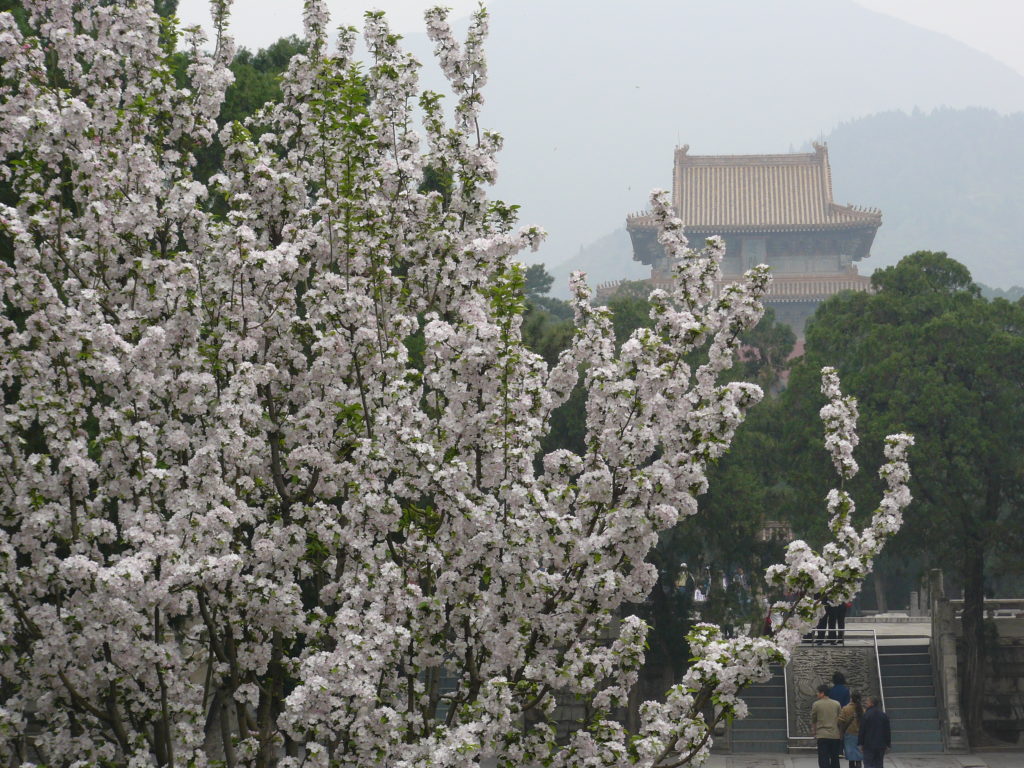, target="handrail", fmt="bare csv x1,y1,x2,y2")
947,597,1024,619
873,628,885,711
783,662,791,740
